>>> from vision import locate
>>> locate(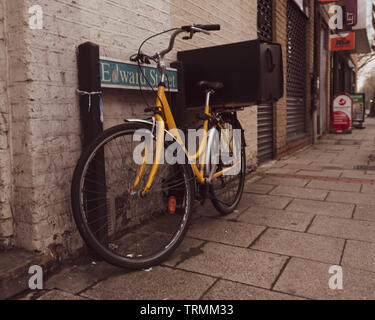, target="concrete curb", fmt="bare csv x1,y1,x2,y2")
0,252,57,300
